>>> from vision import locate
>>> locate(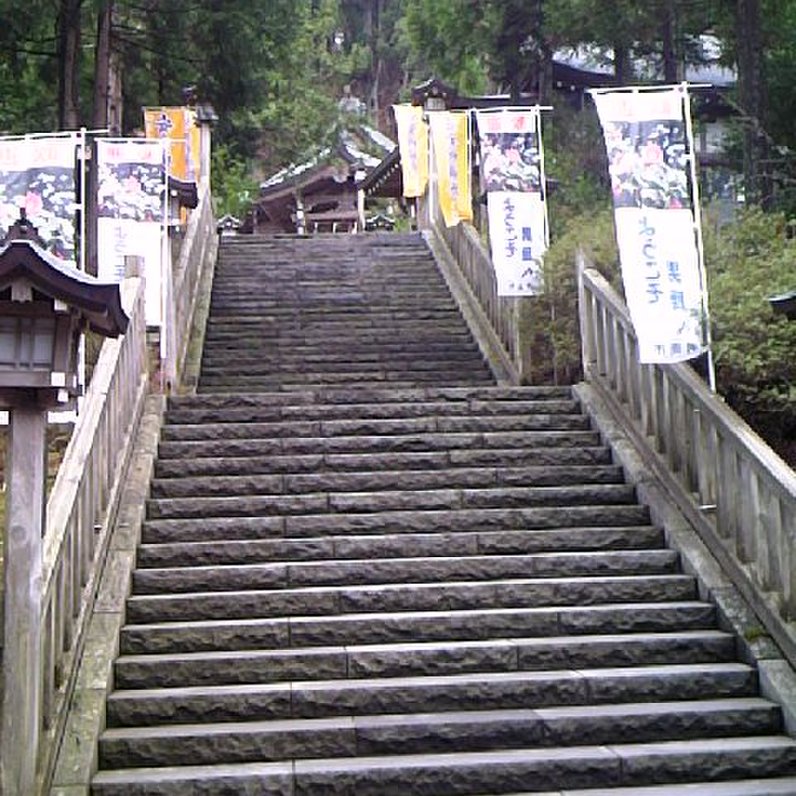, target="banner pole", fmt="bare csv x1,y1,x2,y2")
681,82,717,392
